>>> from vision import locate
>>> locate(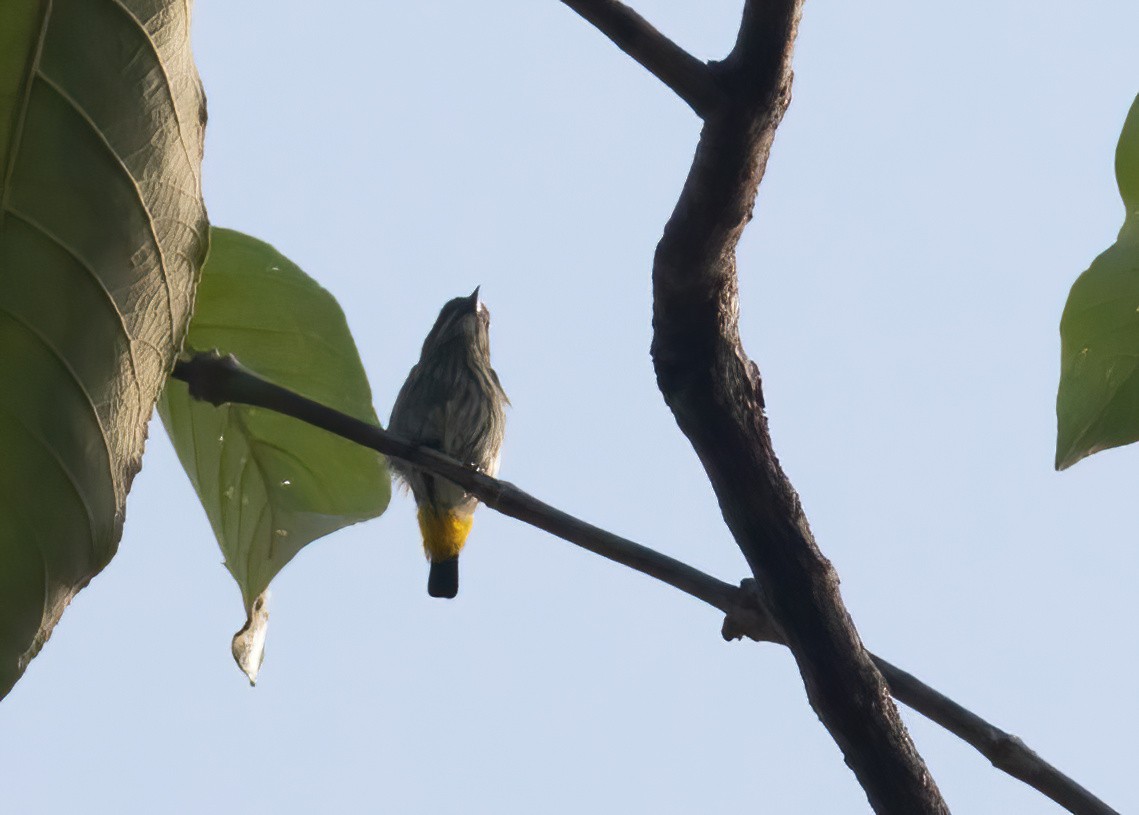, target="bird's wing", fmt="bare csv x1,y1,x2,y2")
389,364,446,448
